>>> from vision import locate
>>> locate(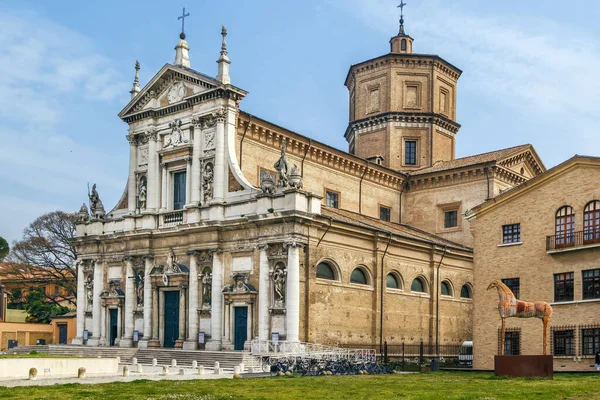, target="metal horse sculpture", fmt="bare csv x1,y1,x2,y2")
487,280,553,355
